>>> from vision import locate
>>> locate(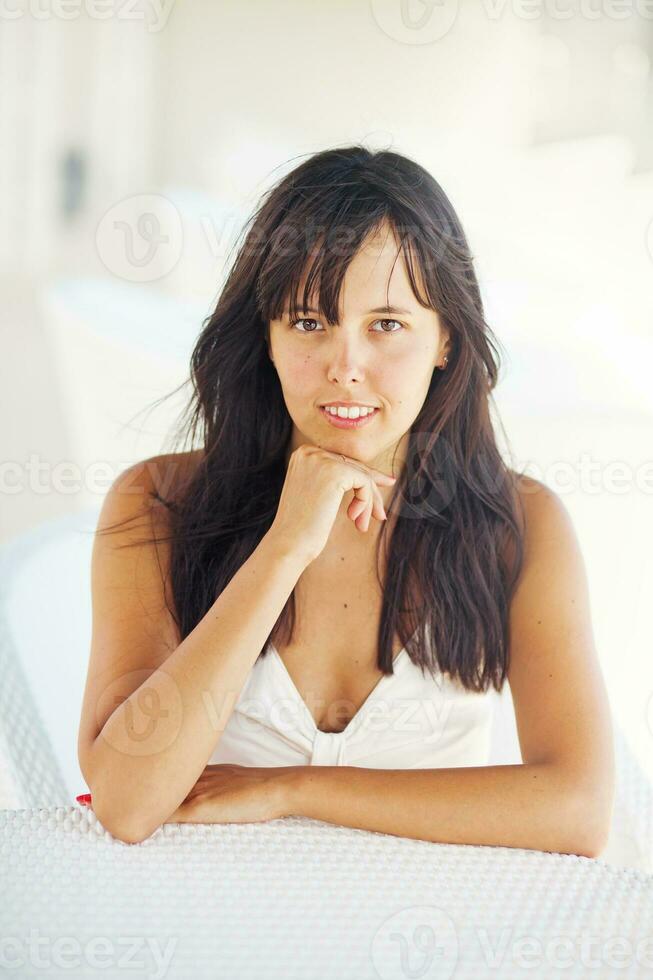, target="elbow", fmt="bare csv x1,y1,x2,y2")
565,826,611,860
563,826,610,860
561,777,614,860
97,810,156,846
89,790,158,846
80,754,163,845
107,820,155,847
576,806,613,859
